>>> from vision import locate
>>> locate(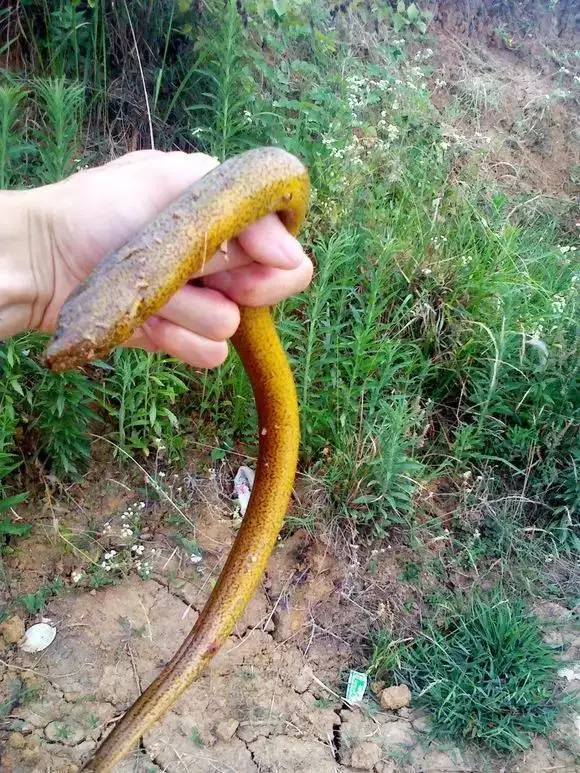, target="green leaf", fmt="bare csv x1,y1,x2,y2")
406,3,420,22
0,492,28,513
